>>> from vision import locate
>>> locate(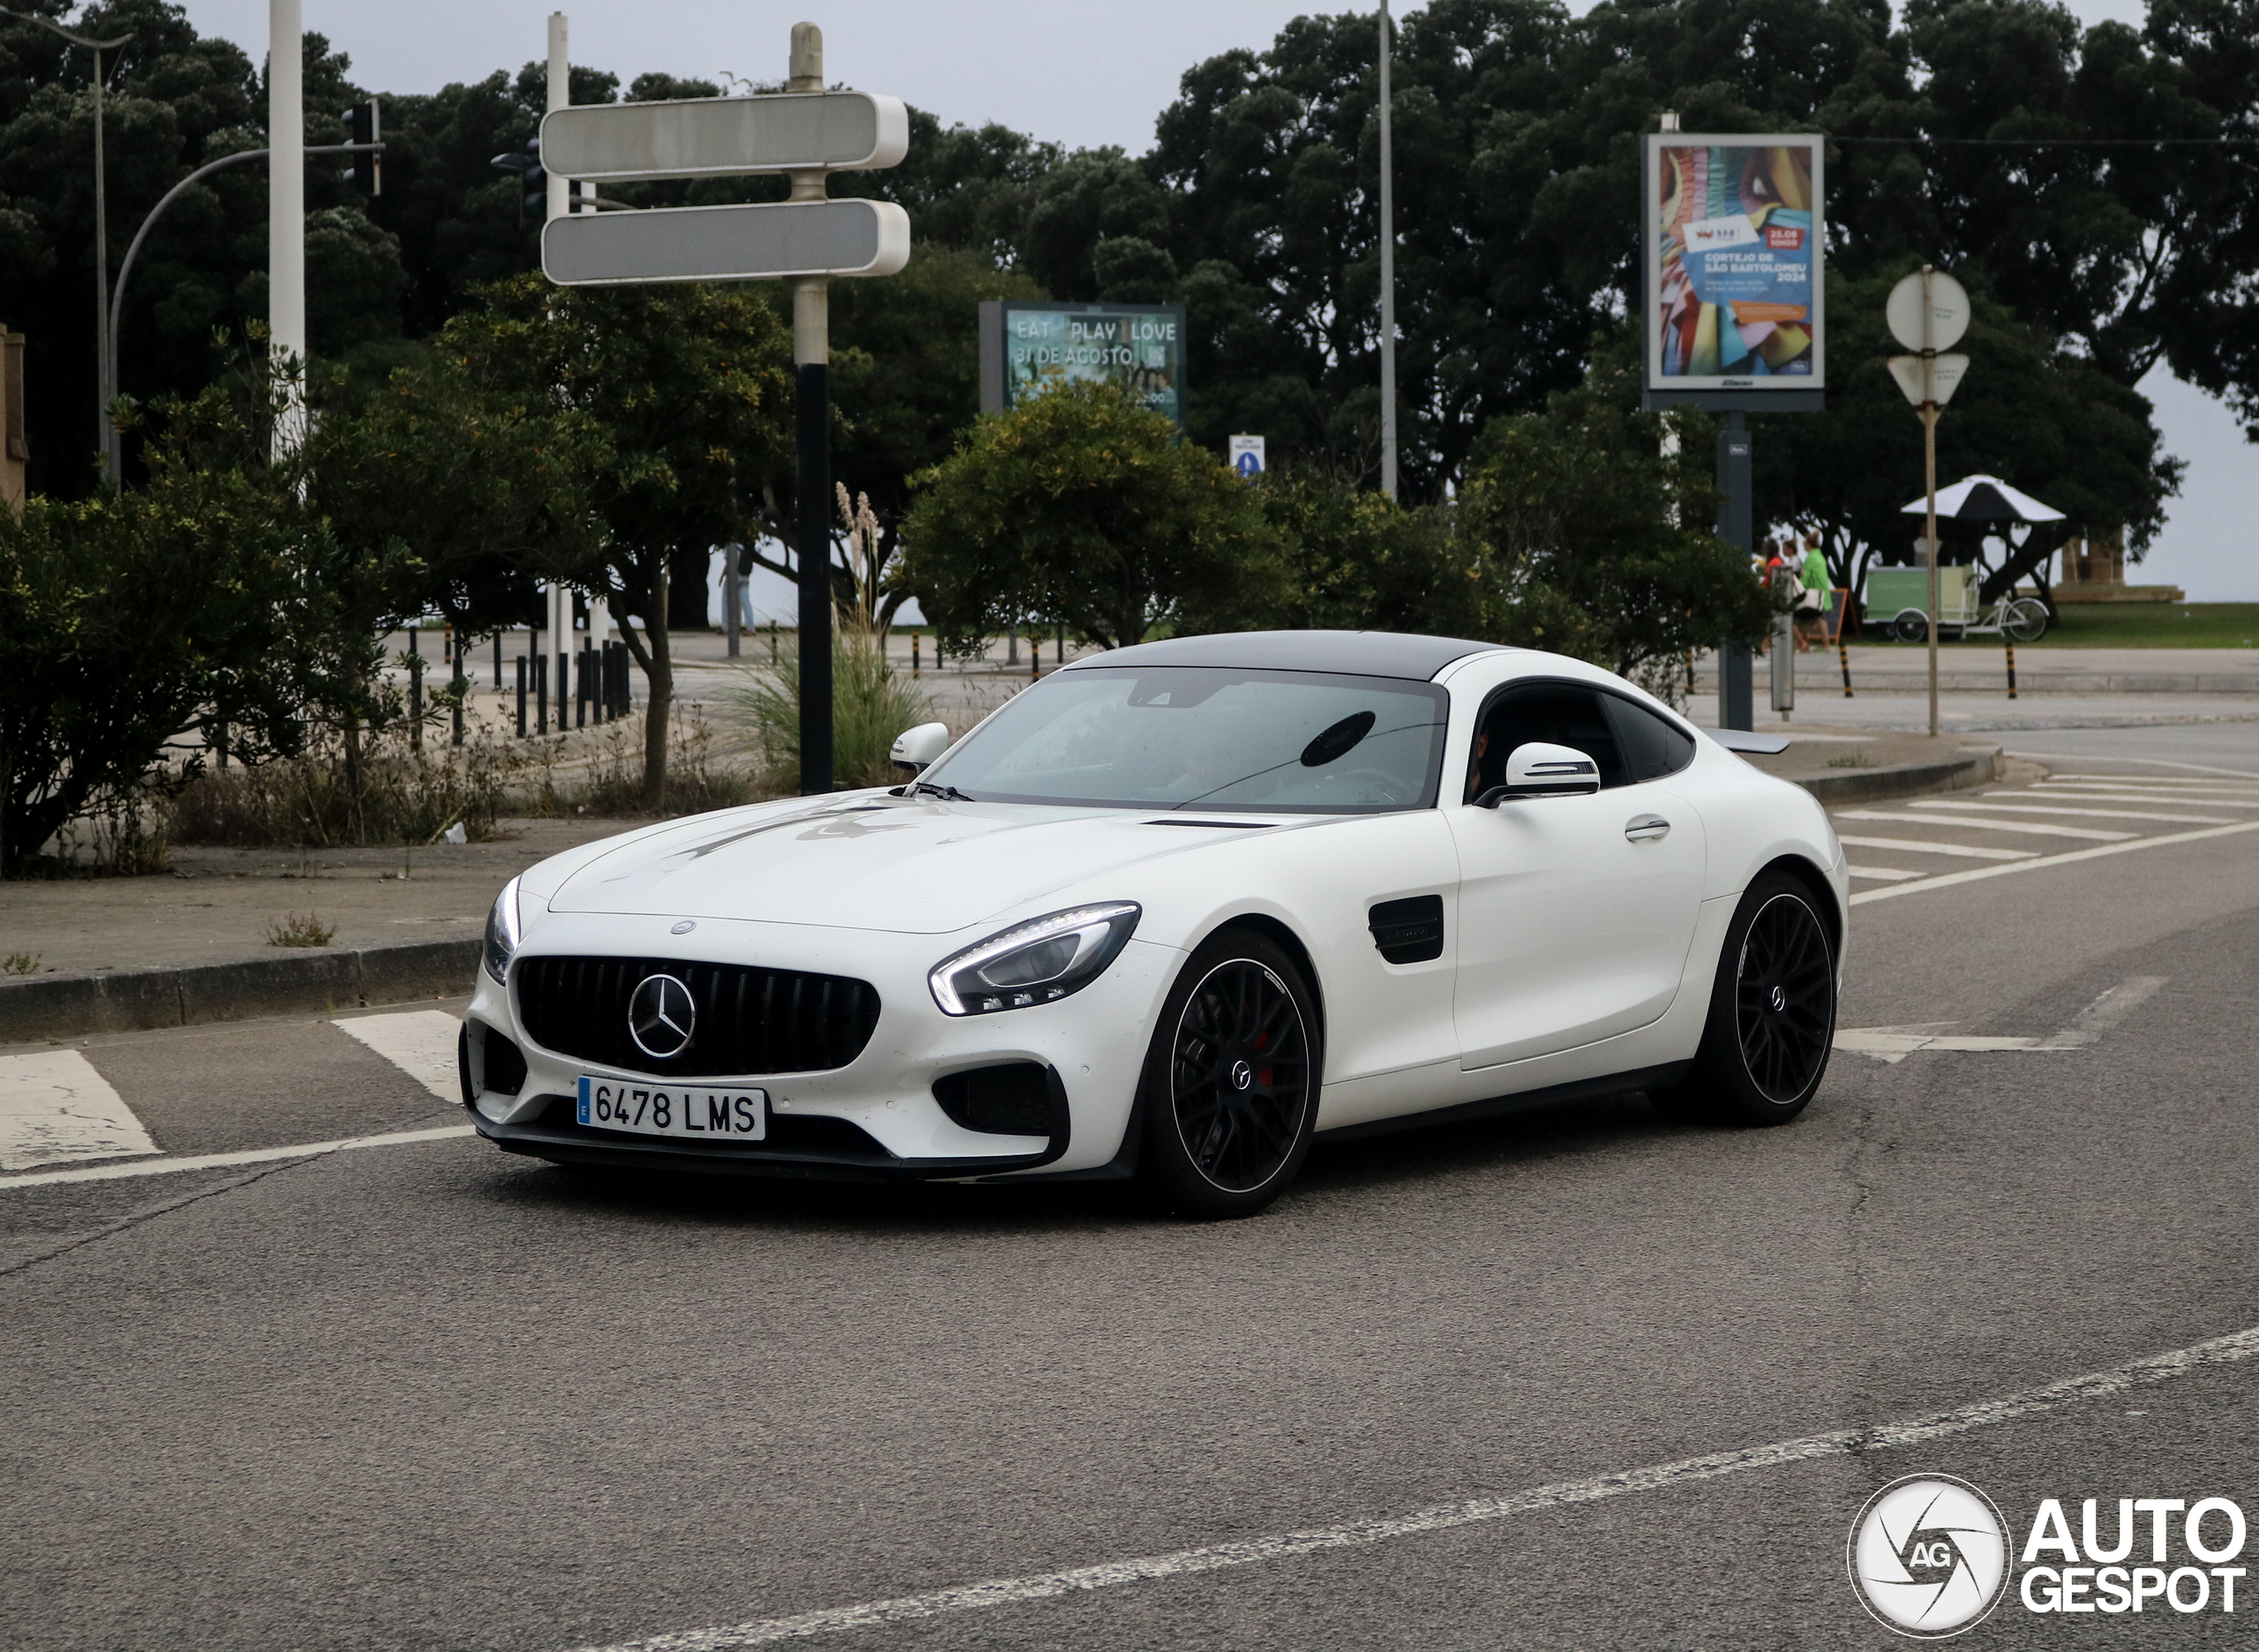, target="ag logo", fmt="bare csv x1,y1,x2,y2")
1848,1475,2010,1638
627,973,696,1060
